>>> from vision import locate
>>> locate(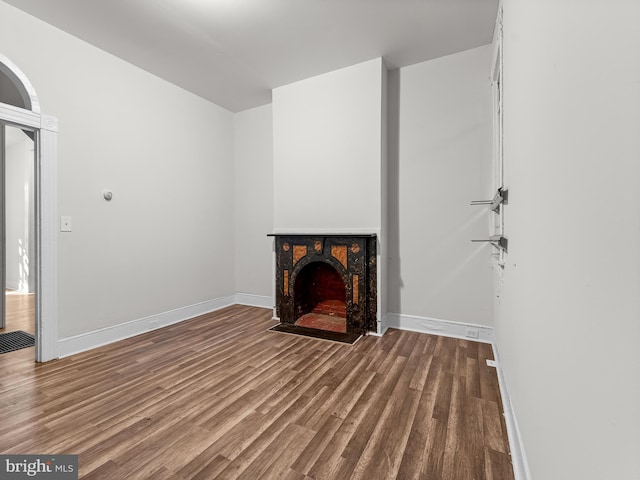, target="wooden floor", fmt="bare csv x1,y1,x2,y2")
1,291,35,334
0,305,514,479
